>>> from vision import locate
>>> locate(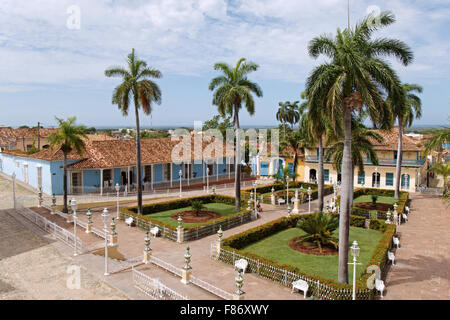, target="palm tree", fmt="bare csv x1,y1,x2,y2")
424,126,450,154
286,101,300,129
306,11,413,283
105,48,162,214
276,102,289,137
325,118,383,207
296,212,339,253
389,83,423,200
280,128,308,182
48,117,87,213
303,92,329,212
209,58,263,212
428,162,450,191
